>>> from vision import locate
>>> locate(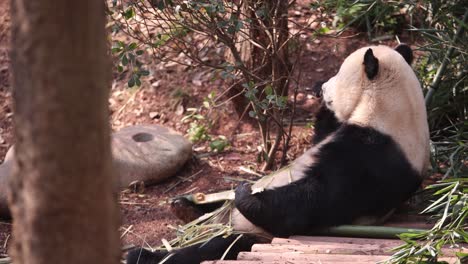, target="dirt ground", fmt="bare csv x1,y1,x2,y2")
0,1,413,258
